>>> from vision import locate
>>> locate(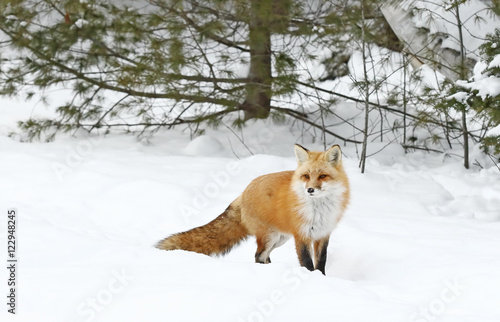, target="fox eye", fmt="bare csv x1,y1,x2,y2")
302,174,310,179
319,174,327,179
